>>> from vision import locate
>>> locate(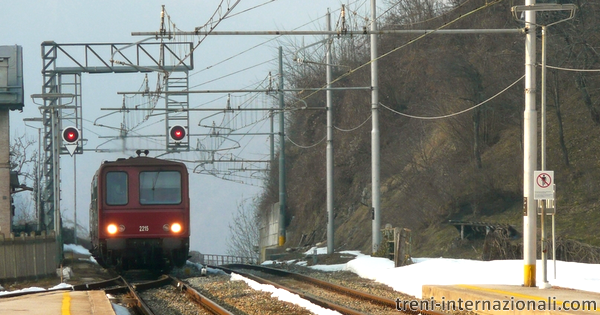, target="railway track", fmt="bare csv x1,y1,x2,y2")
72,275,234,315
2,263,452,314
215,264,448,315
